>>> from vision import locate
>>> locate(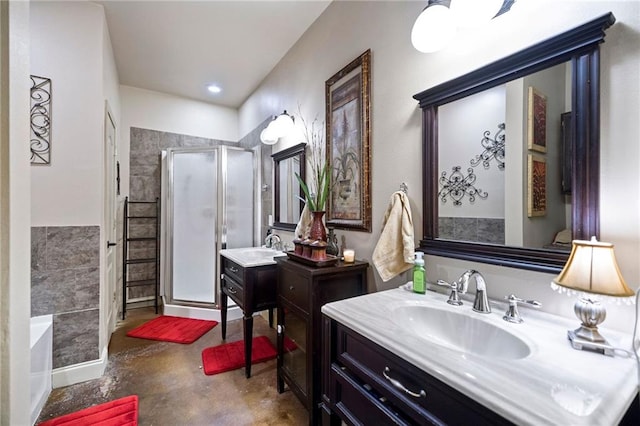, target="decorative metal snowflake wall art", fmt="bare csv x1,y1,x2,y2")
470,123,505,170
438,166,488,206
